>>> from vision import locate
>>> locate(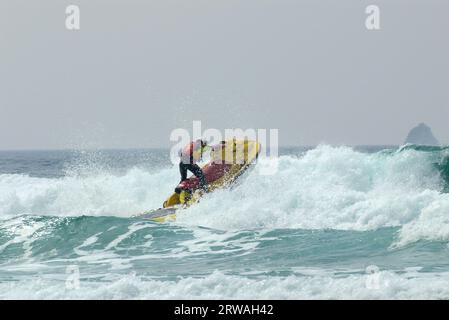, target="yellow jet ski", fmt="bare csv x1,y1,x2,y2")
136,139,261,222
